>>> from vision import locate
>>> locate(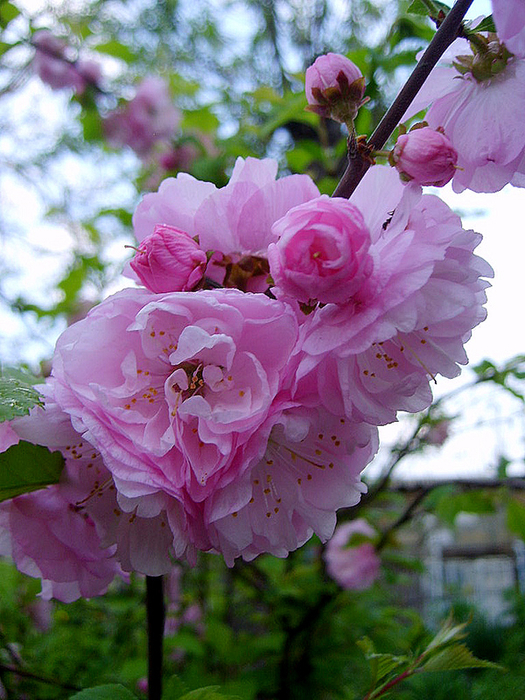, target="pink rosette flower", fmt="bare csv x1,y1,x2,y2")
293,166,492,425
268,196,374,305
133,157,319,263
51,287,299,509
324,519,380,590
103,77,180,157
305,53,367,123
0,380,193,597
492,0,525,57
205,407,377,565
391,126,458,187
32,30,95,93
129,224,207,293
404,37,525,192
